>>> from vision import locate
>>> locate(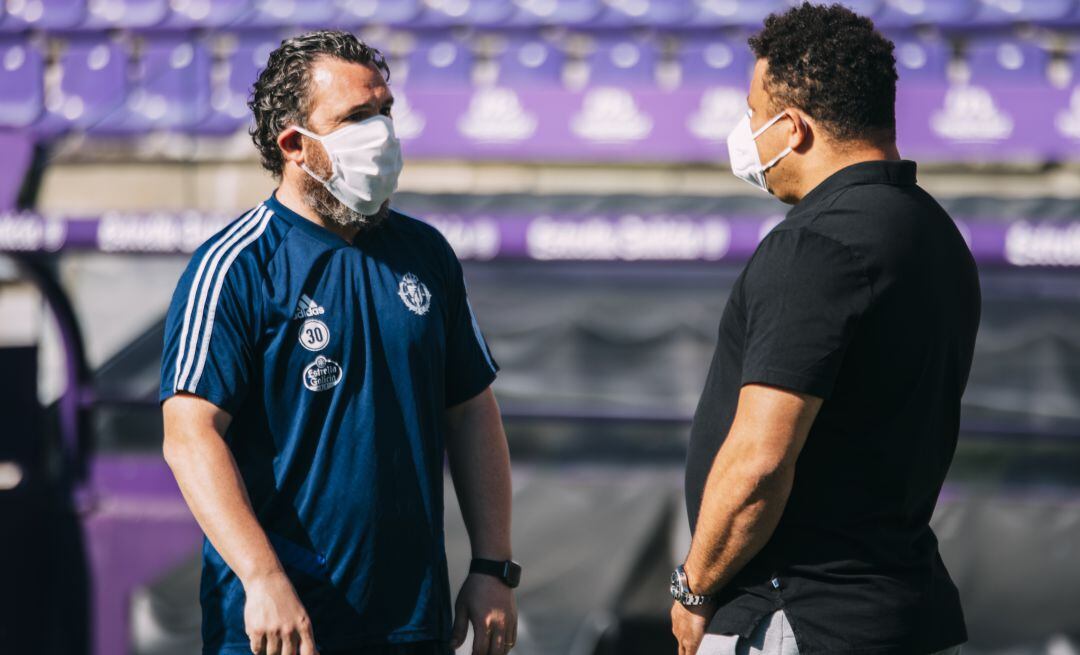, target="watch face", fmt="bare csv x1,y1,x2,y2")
505,562,522,588
670,569,684,601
